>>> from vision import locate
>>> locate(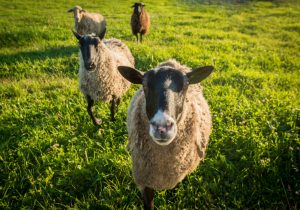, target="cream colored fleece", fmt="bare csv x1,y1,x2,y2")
127,59,211,190
77,12,106,36
79,38,134,102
